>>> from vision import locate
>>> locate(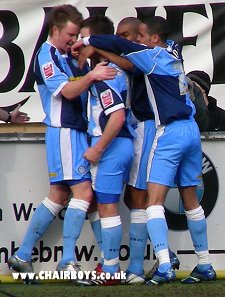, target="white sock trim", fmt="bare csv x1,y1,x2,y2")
68,198,90,212
130,209,146,224
196,250,210,265
155,248,170,265
15,255,27,263
146,205,165,221
101,216,121,229
42,197,64,216
100,251,104,260
185,206,205,221
104,257,119,266
87,211,100,223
